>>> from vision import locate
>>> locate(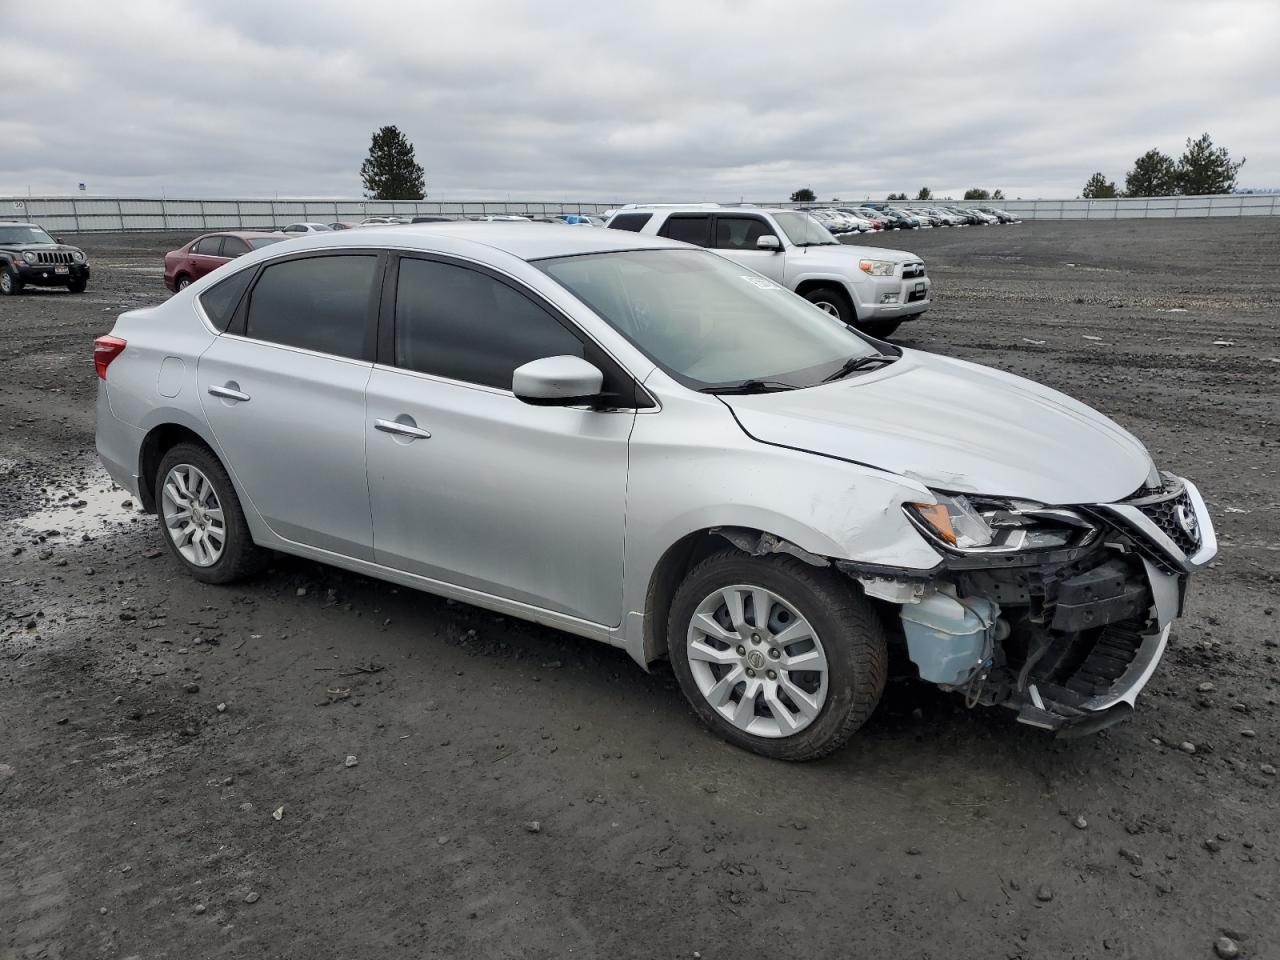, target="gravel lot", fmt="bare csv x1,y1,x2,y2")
2,220,1277,959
